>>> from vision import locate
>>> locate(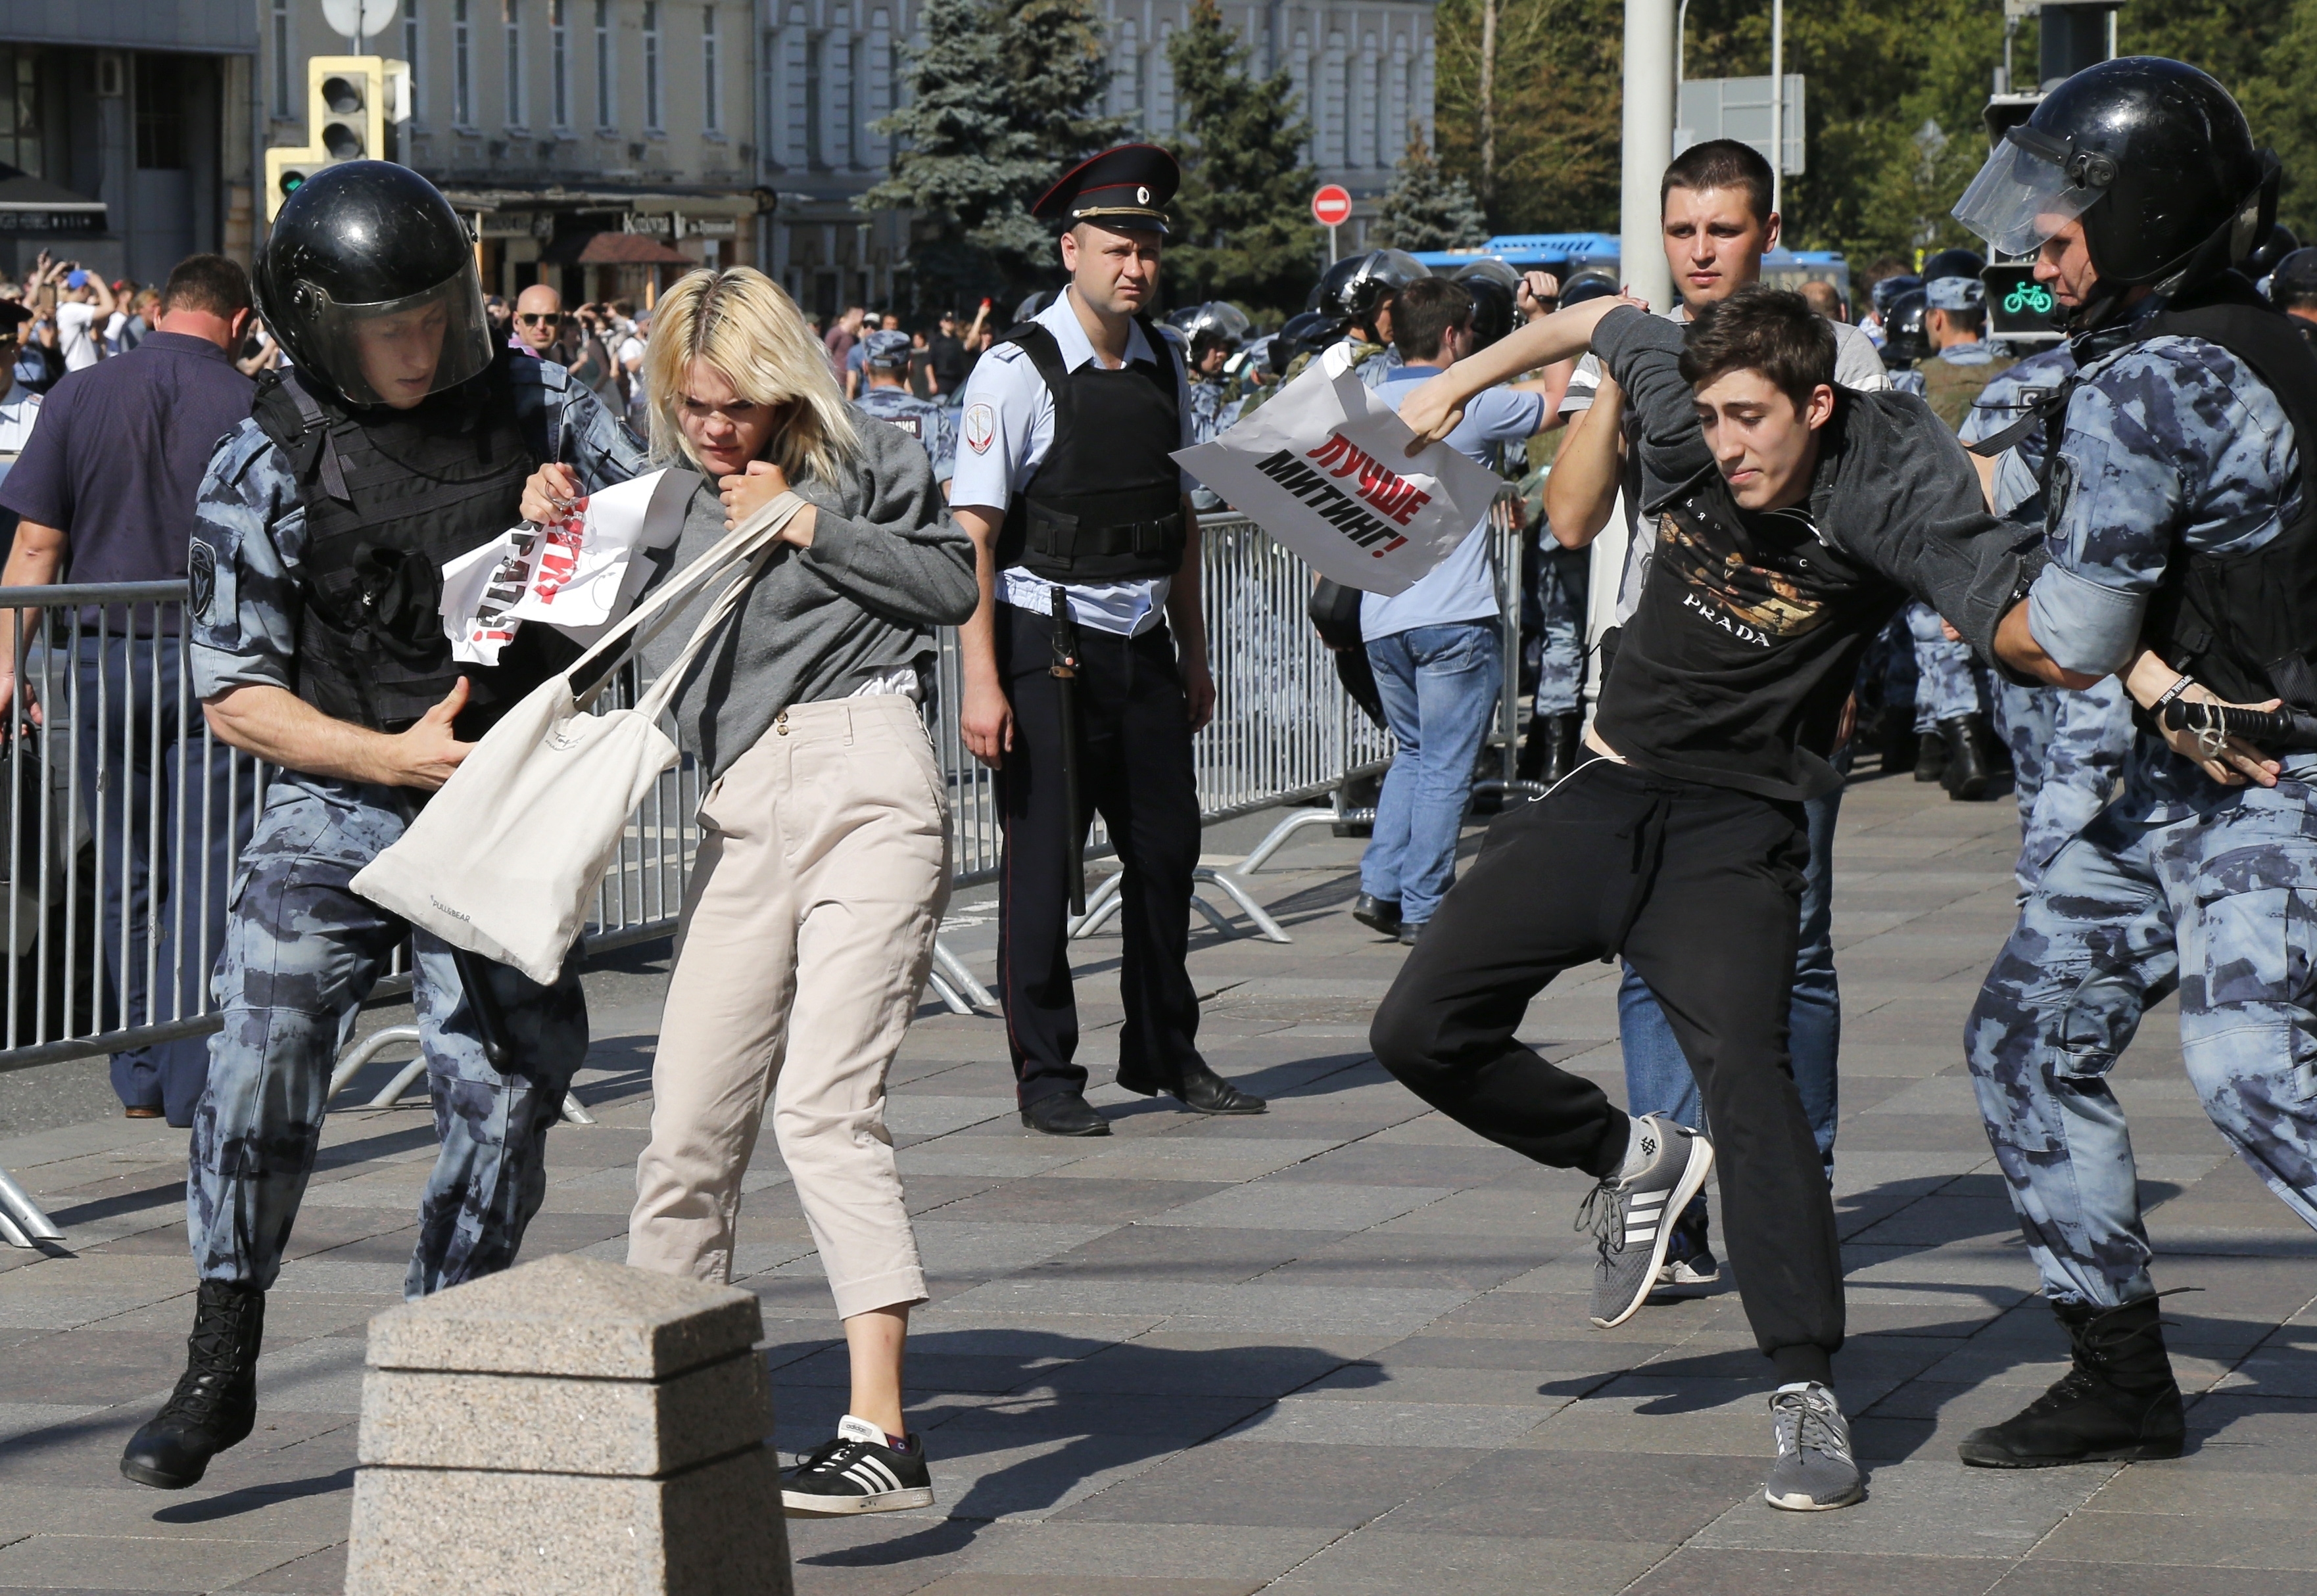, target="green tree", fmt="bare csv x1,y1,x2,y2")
1165,0,1320,317
1433,0,1623,235
1373,130,1491,250
863,0,1126,304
